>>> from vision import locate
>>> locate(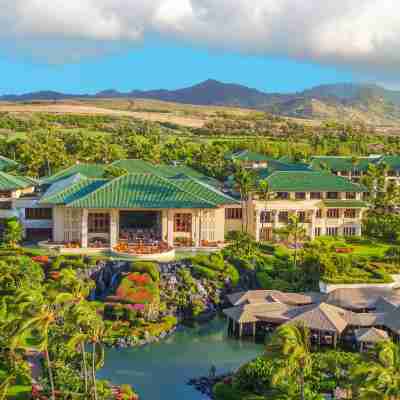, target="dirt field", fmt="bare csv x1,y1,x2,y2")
0,101,208,128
